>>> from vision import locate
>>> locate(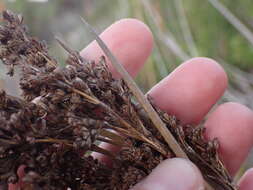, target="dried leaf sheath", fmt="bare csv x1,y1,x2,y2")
0,10,237,190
